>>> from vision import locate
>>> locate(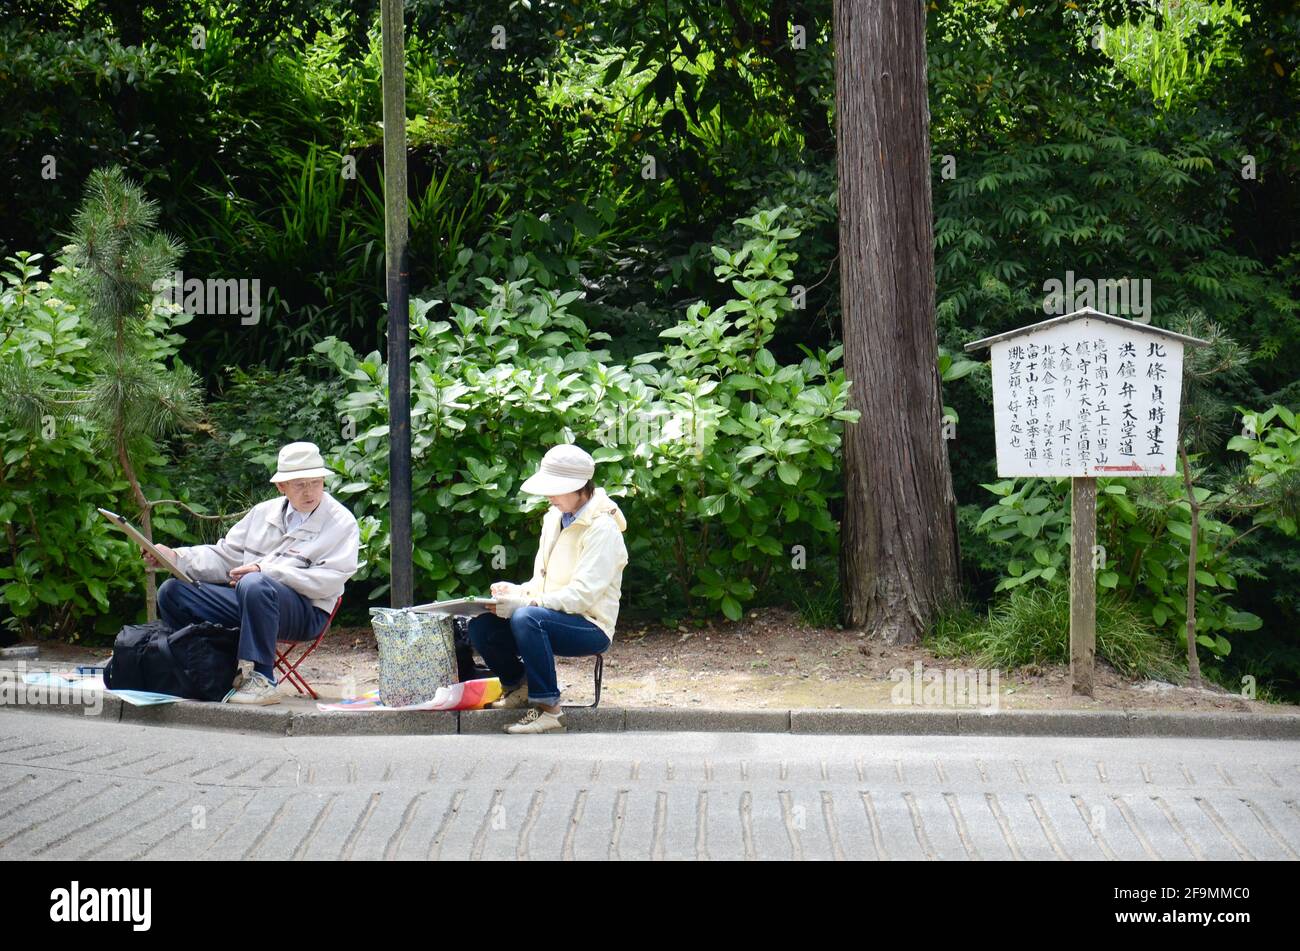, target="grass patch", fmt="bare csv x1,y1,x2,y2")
791,571,842,629
927,584,1183,682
